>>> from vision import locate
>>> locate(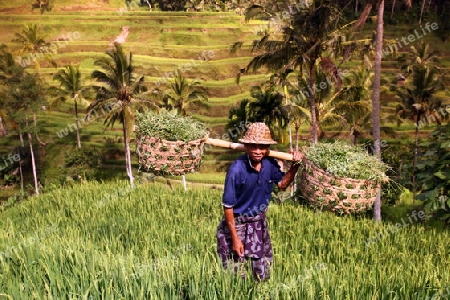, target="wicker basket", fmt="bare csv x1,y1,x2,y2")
299,157,380,214
136,135,207,176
